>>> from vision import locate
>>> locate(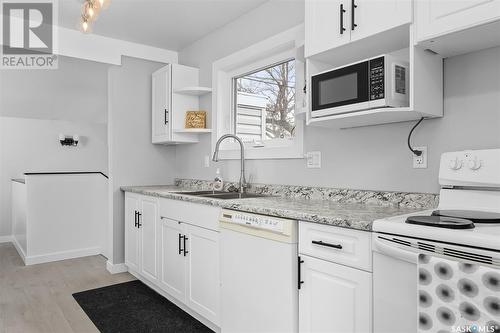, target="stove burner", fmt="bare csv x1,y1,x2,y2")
432,210,500,224
405,216,475,229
